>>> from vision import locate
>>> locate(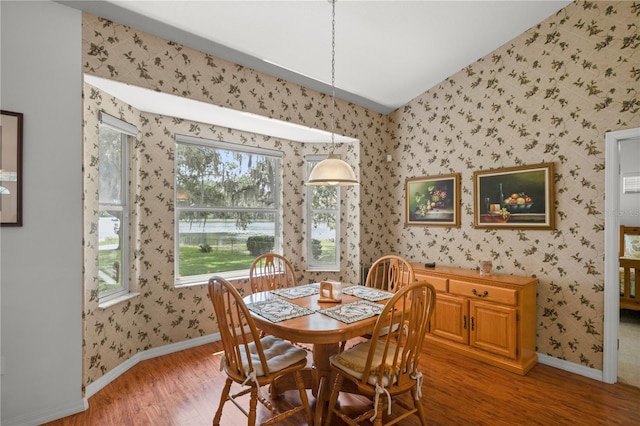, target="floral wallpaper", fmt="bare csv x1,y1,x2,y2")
82,0,639,390
388,1,639,368
82,85,367,387
81,12,376,388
